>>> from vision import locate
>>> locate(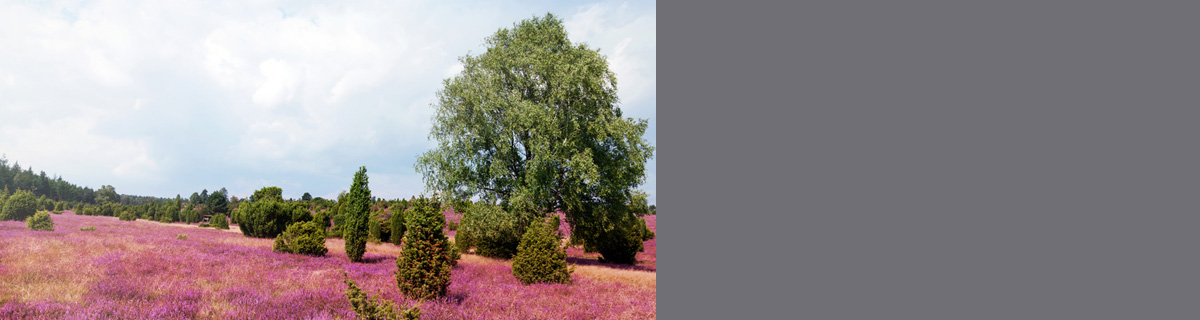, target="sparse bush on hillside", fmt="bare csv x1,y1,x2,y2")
53,202,64,214
344,272,421,320
396,197,453,300
176,234,187,240
1,190,37,222
211,213,229,229
26,211,55,231
455,205,532,259
273,221,328,256
80,226,96,231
